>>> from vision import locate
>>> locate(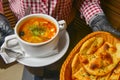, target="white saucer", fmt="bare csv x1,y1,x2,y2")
17,31,70,67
